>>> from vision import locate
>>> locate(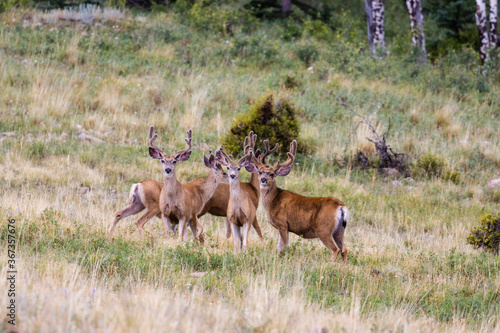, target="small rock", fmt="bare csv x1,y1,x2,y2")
487,178,500,188
381,168,399,176
392,181,402,187
404,177,415,182
79,186,89,194
189,272,207,278
75,124,82,130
